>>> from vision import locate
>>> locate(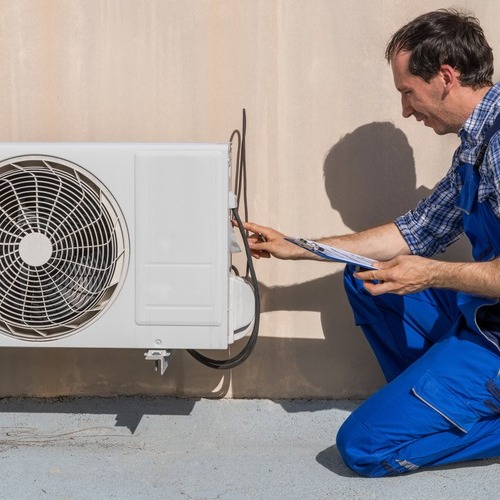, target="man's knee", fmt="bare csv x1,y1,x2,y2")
336,415,399,478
